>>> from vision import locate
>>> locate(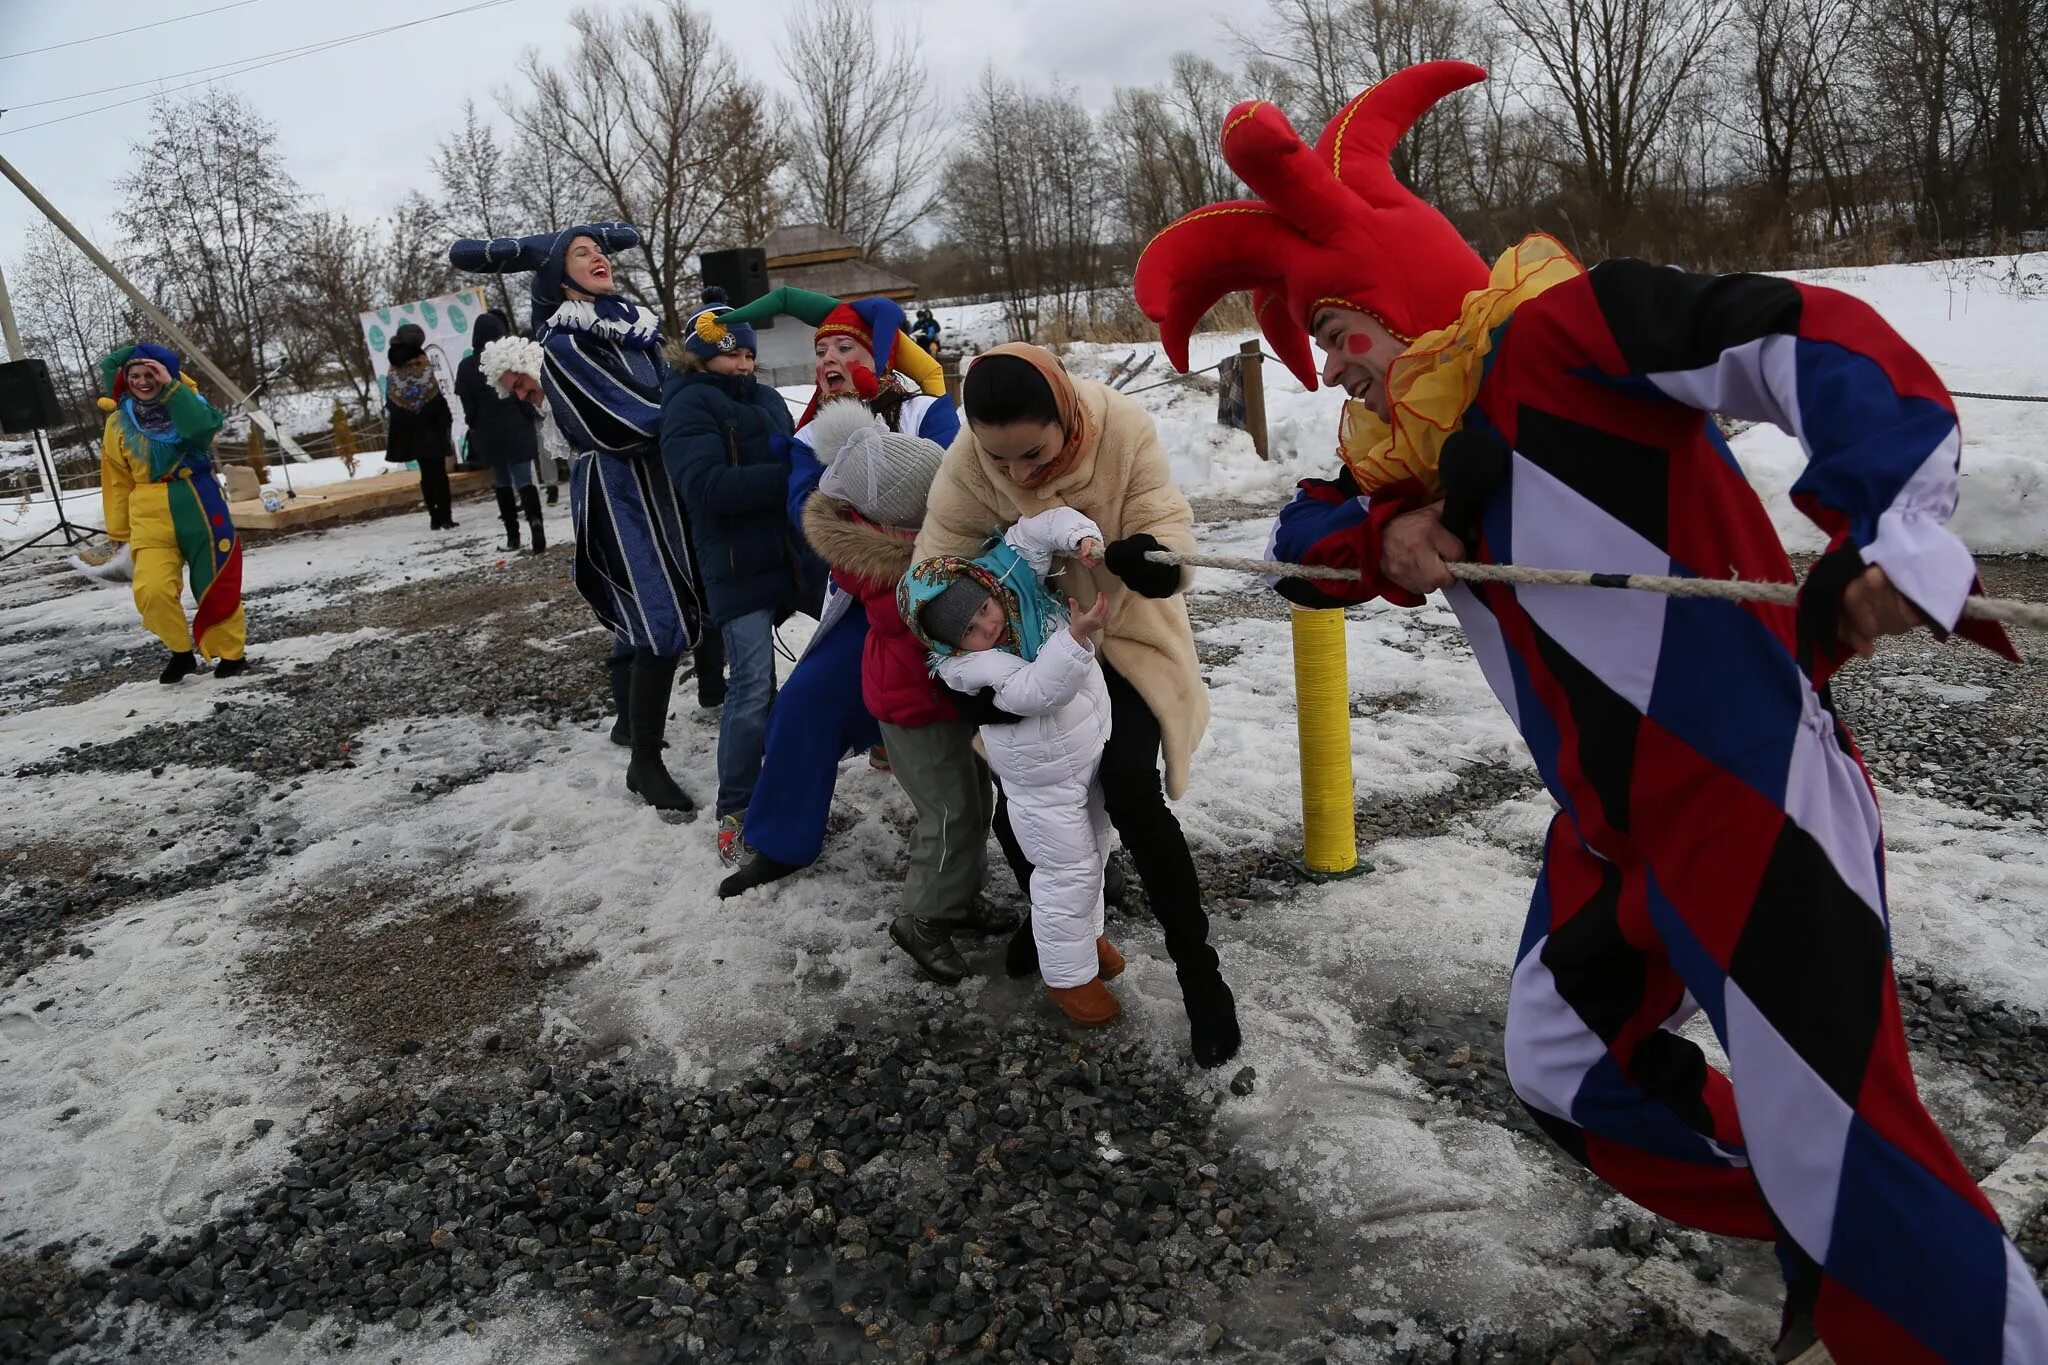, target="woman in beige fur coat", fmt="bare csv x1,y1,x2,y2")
914,343,1240,1067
